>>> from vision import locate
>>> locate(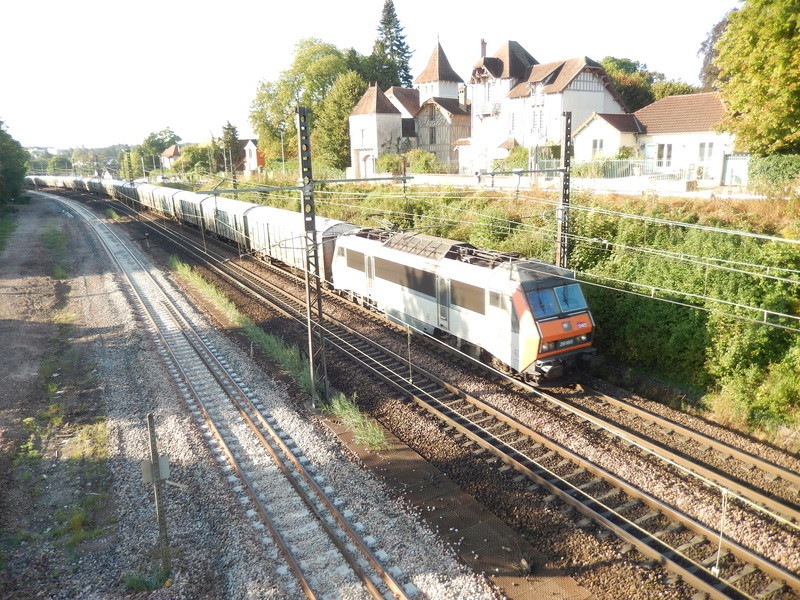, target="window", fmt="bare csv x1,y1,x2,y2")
554,284,587,312
527,289,559,318
592,139,604,157
698,142,714,162
374,258,435,296
526,284,587,319
657,143,672,167
451,281,485,314
346,249,365,272
429,127,436,145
